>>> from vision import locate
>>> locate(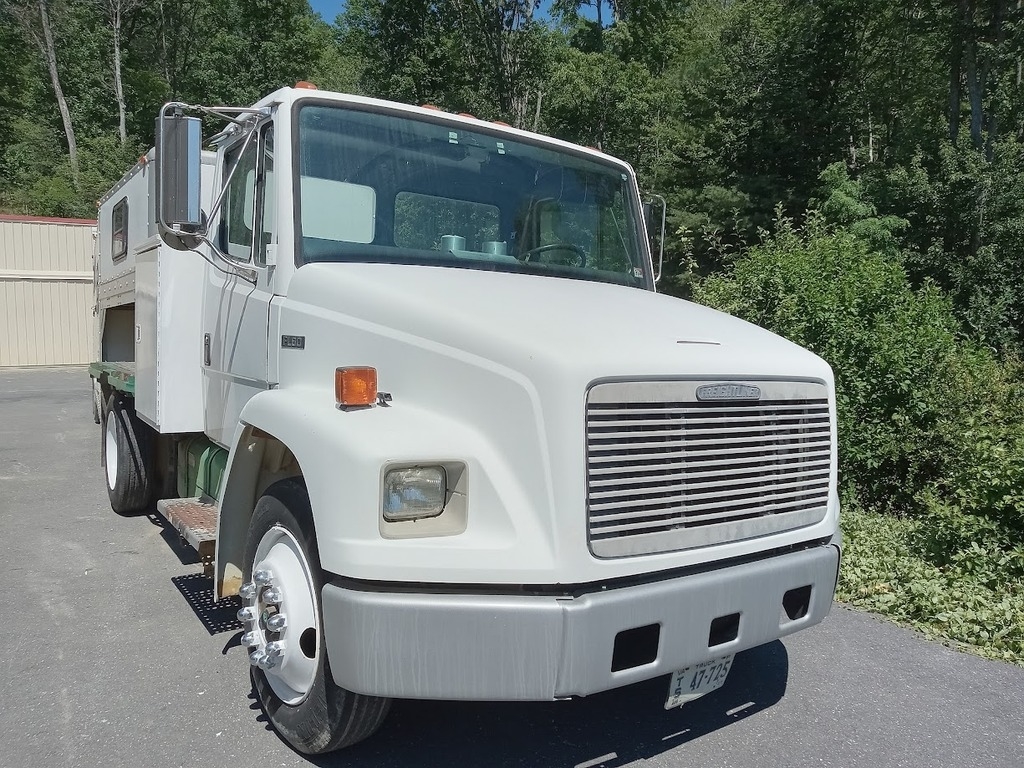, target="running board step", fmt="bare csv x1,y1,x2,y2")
157,497,218,571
